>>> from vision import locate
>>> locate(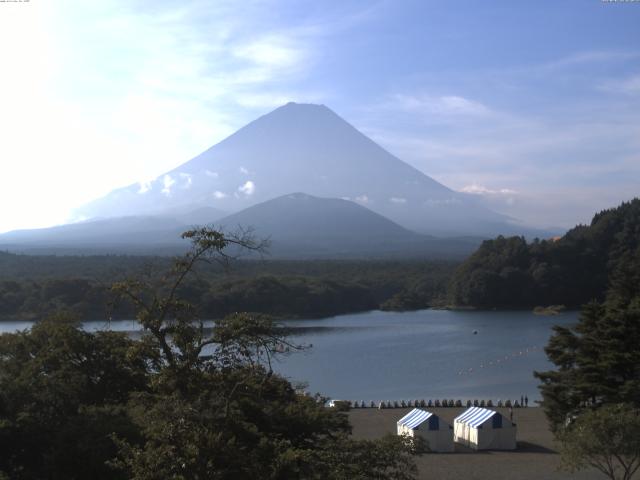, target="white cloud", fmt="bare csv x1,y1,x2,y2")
233,35,302,71
600,73,640,95
161,174,175,196
461,184,518,195
355,195,369,203
389,197,406,204
239,166,249,174
236,91,327,108
205,170,219,178
540,51,640,71
391,93,492,116
0,1,329,232
213,190,227,199
179,172,193,188
138,179,153,194
238,180,255,196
